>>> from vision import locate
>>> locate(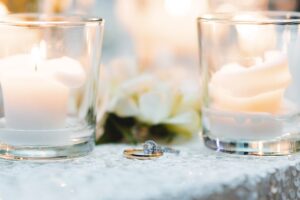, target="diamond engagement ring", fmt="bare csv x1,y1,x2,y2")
143,140,180,155
123,140,180,160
